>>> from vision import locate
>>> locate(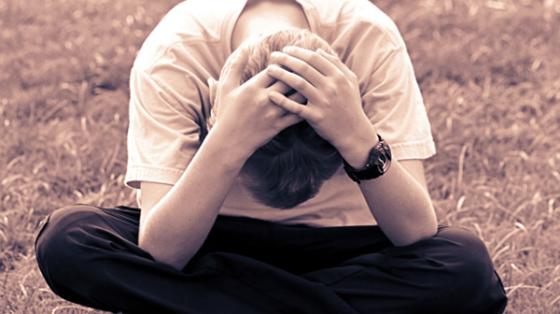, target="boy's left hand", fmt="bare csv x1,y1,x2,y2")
266,46,376,155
